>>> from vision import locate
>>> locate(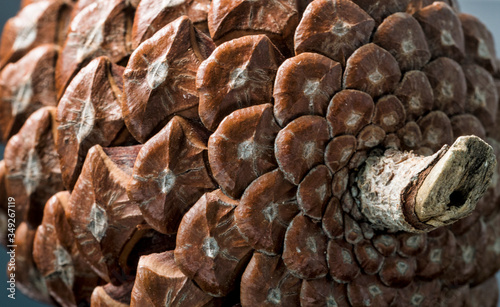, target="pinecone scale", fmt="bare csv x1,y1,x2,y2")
0,0,499,306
